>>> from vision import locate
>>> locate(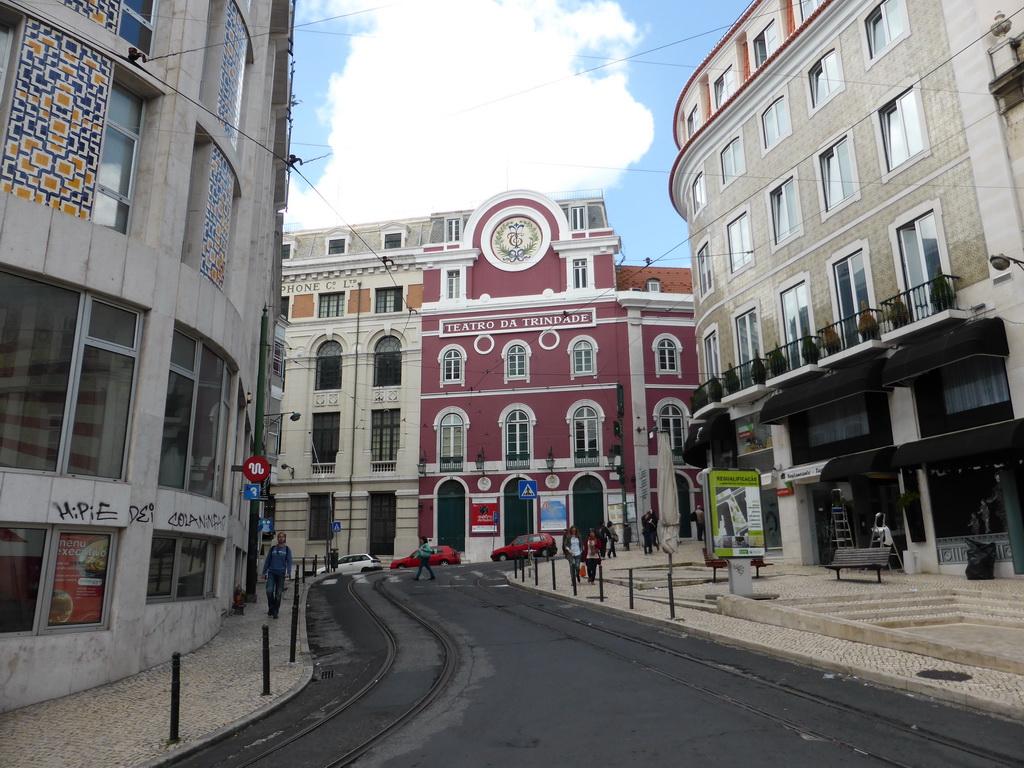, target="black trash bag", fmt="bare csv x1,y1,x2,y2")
965,539,996,580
